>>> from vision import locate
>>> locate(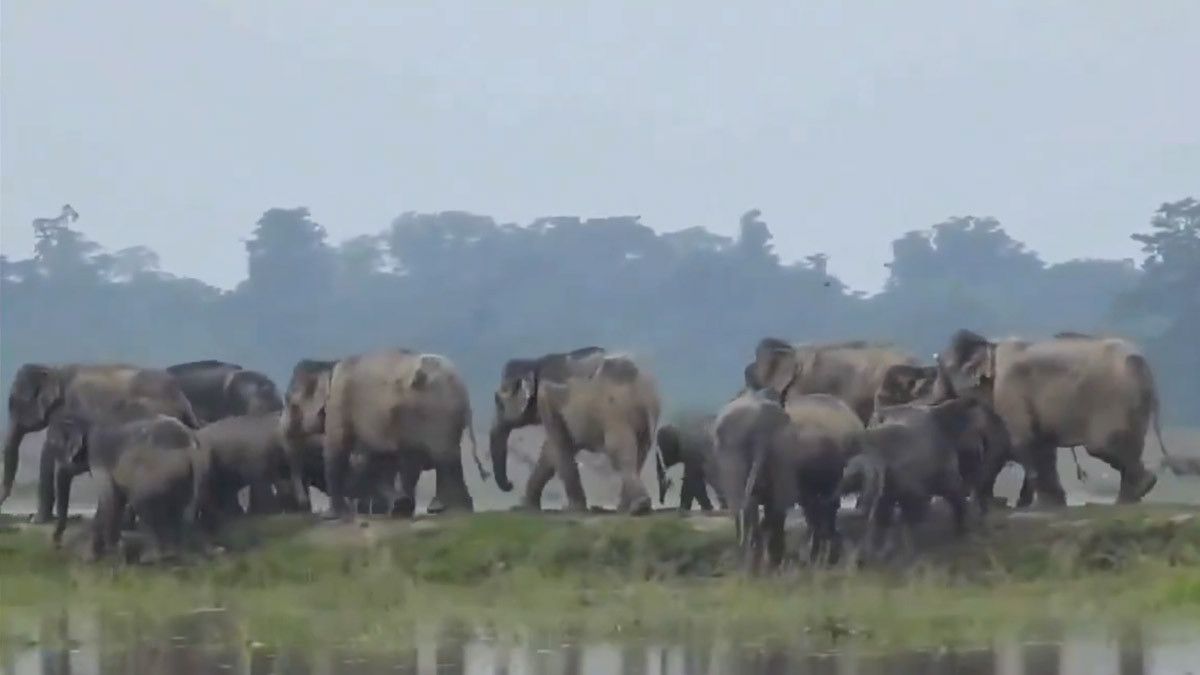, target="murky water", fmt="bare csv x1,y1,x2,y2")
3,610,1198,675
